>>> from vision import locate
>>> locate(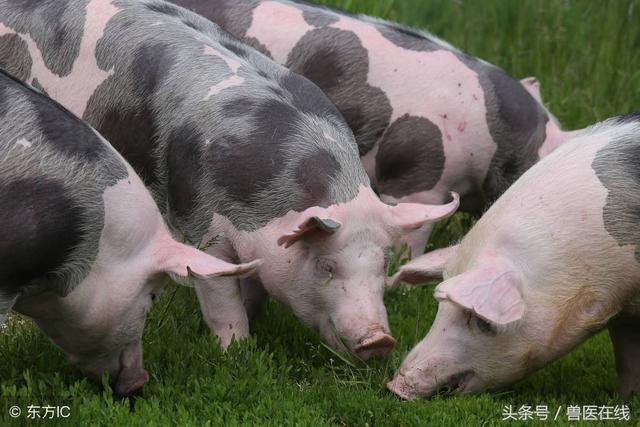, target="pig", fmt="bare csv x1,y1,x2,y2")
0,0,460,360
170,0,579,256
0,69,258,395
386,113,640,399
